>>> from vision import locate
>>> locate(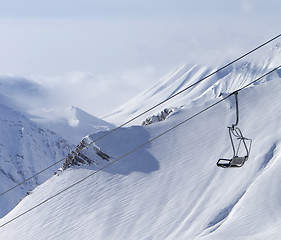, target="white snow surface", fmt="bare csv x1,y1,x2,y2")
1,47,281,239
